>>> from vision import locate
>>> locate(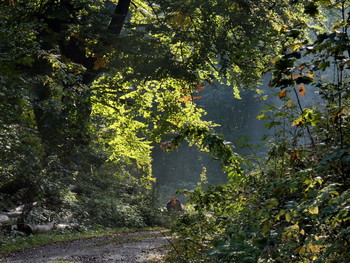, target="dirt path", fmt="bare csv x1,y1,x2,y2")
0,229,170,263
